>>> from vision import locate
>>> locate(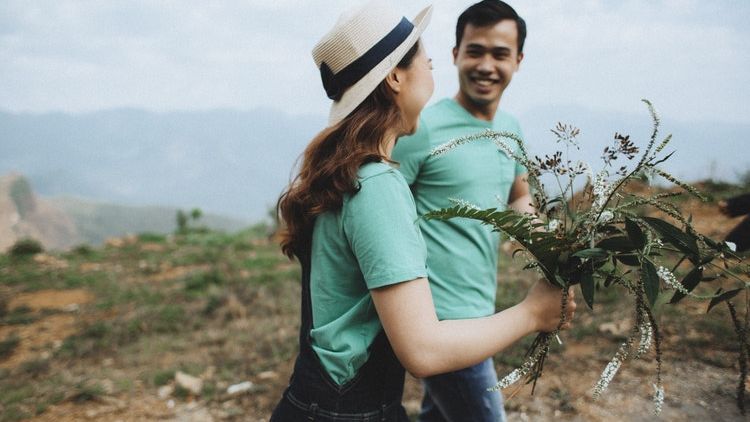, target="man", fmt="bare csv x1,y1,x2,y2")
719,194,750,252
392,1,533,421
